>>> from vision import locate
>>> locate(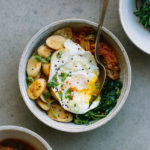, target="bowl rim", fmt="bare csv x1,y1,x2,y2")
0,125,52,150
18,18,131,133
119,0,150,55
